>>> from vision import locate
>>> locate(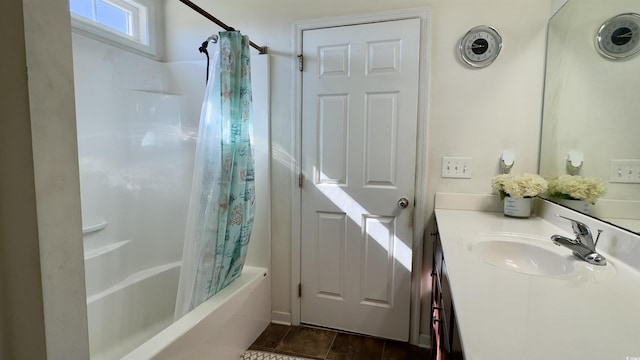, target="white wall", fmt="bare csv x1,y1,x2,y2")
164,0,552,343
0,0,90,359
0,1,48,358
